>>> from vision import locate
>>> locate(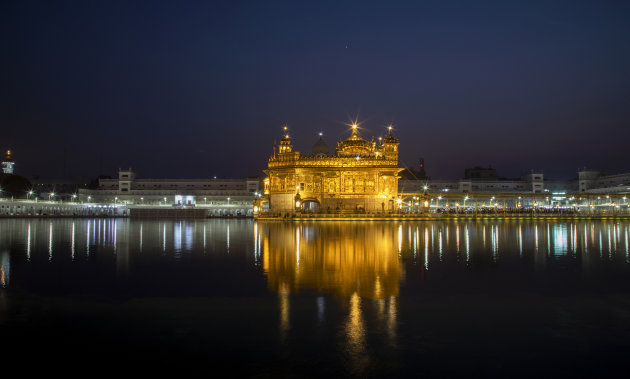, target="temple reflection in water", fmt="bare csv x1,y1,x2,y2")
1,218,629,376
258,222,402,299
